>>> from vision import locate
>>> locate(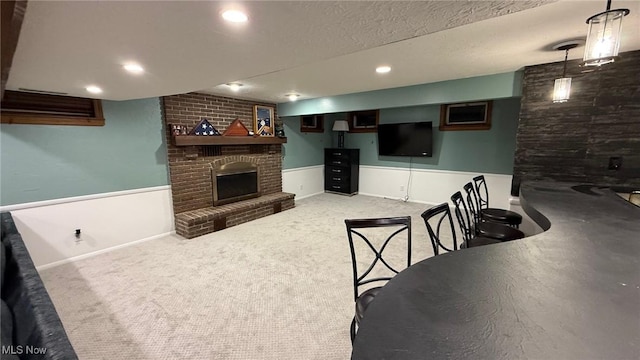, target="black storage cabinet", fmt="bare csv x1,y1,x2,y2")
324,148,359,195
